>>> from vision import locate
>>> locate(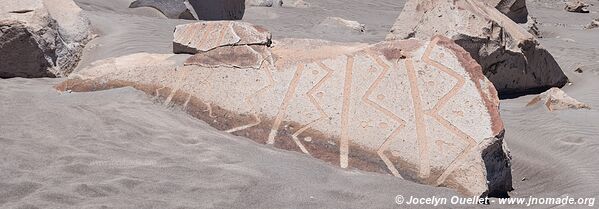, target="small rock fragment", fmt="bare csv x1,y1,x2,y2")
173,21,271,54
246,0,278,7
522,16,541,38
314,17,366,34
585,18,599,29
281,0,309,8
527,88,591,111
565,0,590,13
